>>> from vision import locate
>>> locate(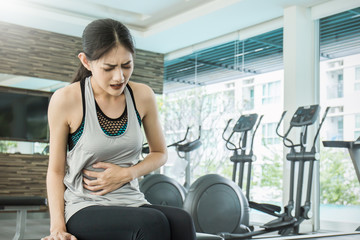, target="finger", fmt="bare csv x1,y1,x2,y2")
83,176,100,186
83,169,99,178
64,233,75,240
93,162,112,169
60,235,67,240
70,235,78,240
83,177,89,185
83,183,102,192
83,177,98,186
